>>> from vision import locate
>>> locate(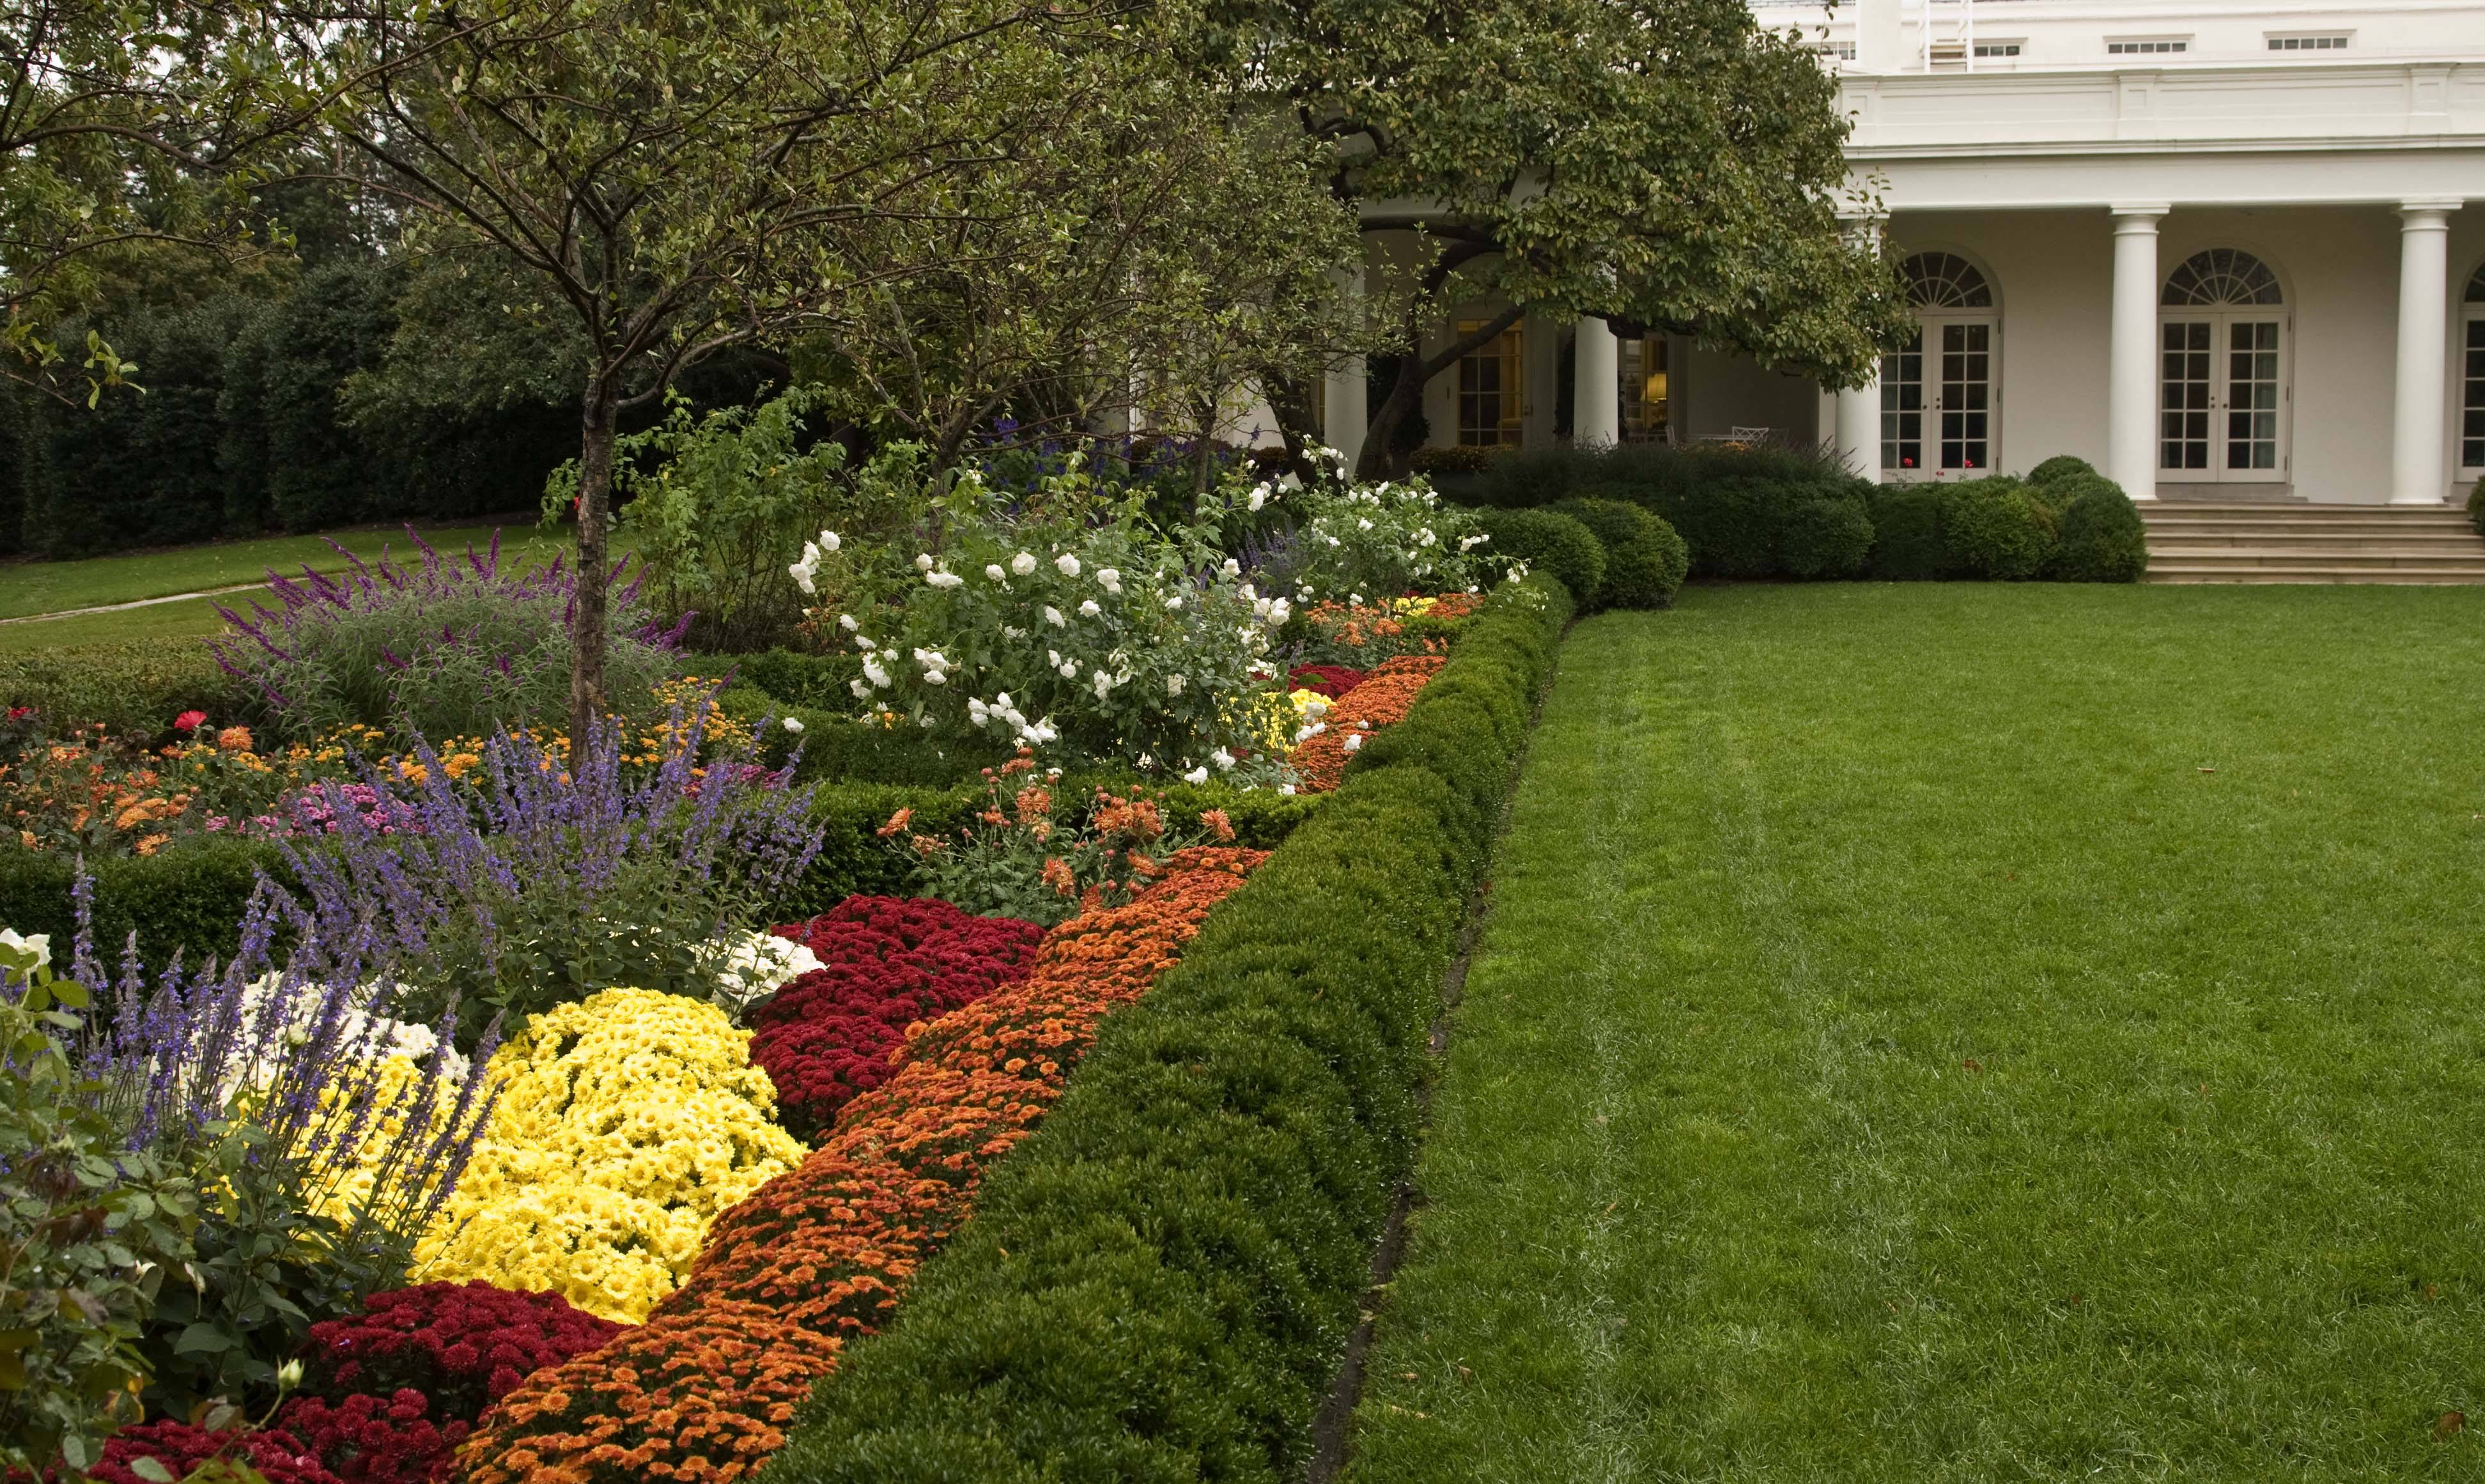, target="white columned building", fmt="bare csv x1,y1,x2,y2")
1365,0,2485,506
